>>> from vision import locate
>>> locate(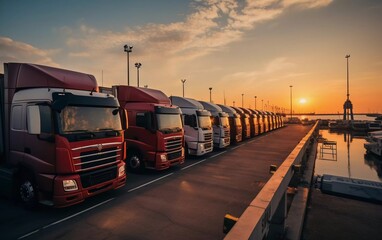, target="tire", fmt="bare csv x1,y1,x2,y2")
18,172,38,208
127,151,144,173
